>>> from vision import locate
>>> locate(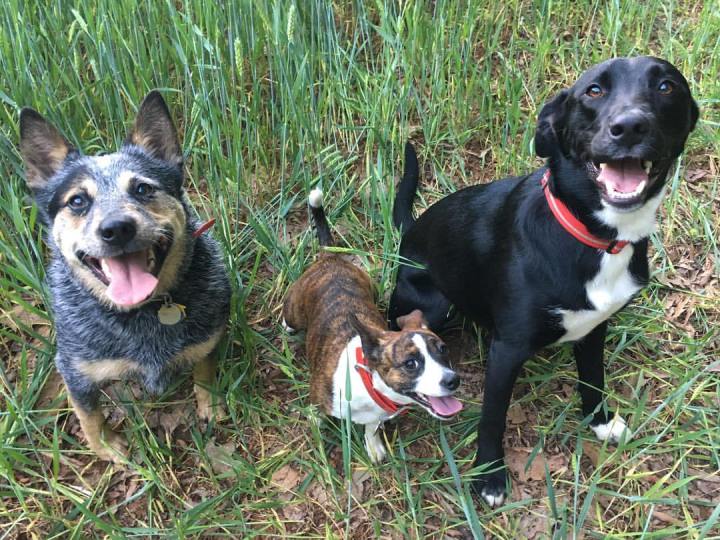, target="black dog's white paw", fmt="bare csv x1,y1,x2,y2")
472,471,507,508
591,415,632,443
